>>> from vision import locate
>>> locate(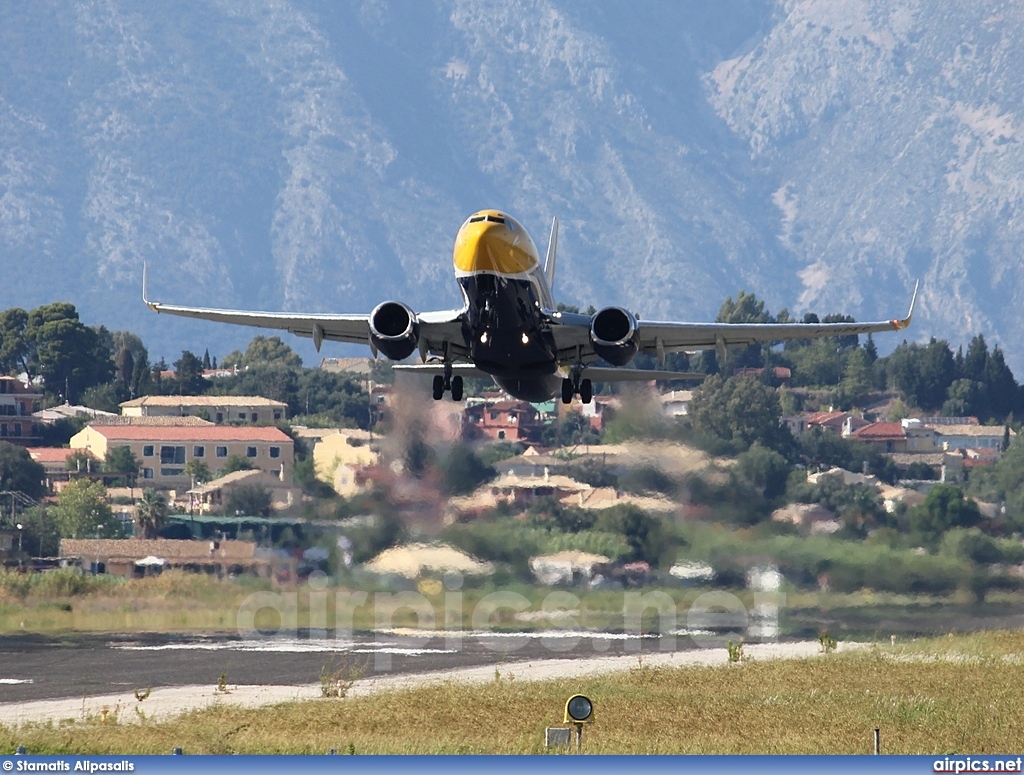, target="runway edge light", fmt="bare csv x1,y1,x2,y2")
564,694,594,724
